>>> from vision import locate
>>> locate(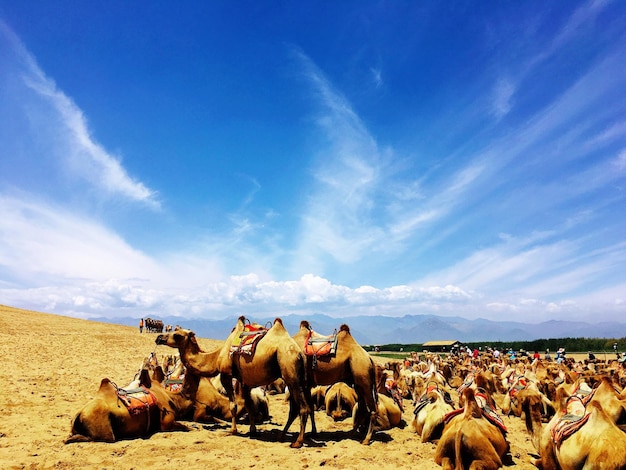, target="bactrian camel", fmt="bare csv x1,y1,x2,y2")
65,368,191,443
293,320,379,445
156,316,310,448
